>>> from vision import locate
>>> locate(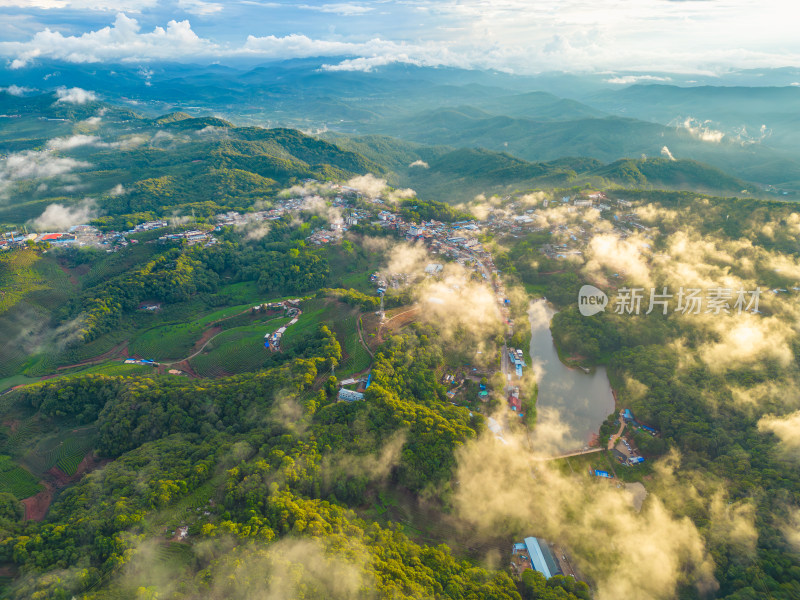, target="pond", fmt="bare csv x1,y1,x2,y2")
529,299,615,454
